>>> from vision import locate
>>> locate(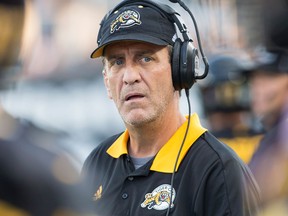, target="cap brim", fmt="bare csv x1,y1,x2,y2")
90,33,170,58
